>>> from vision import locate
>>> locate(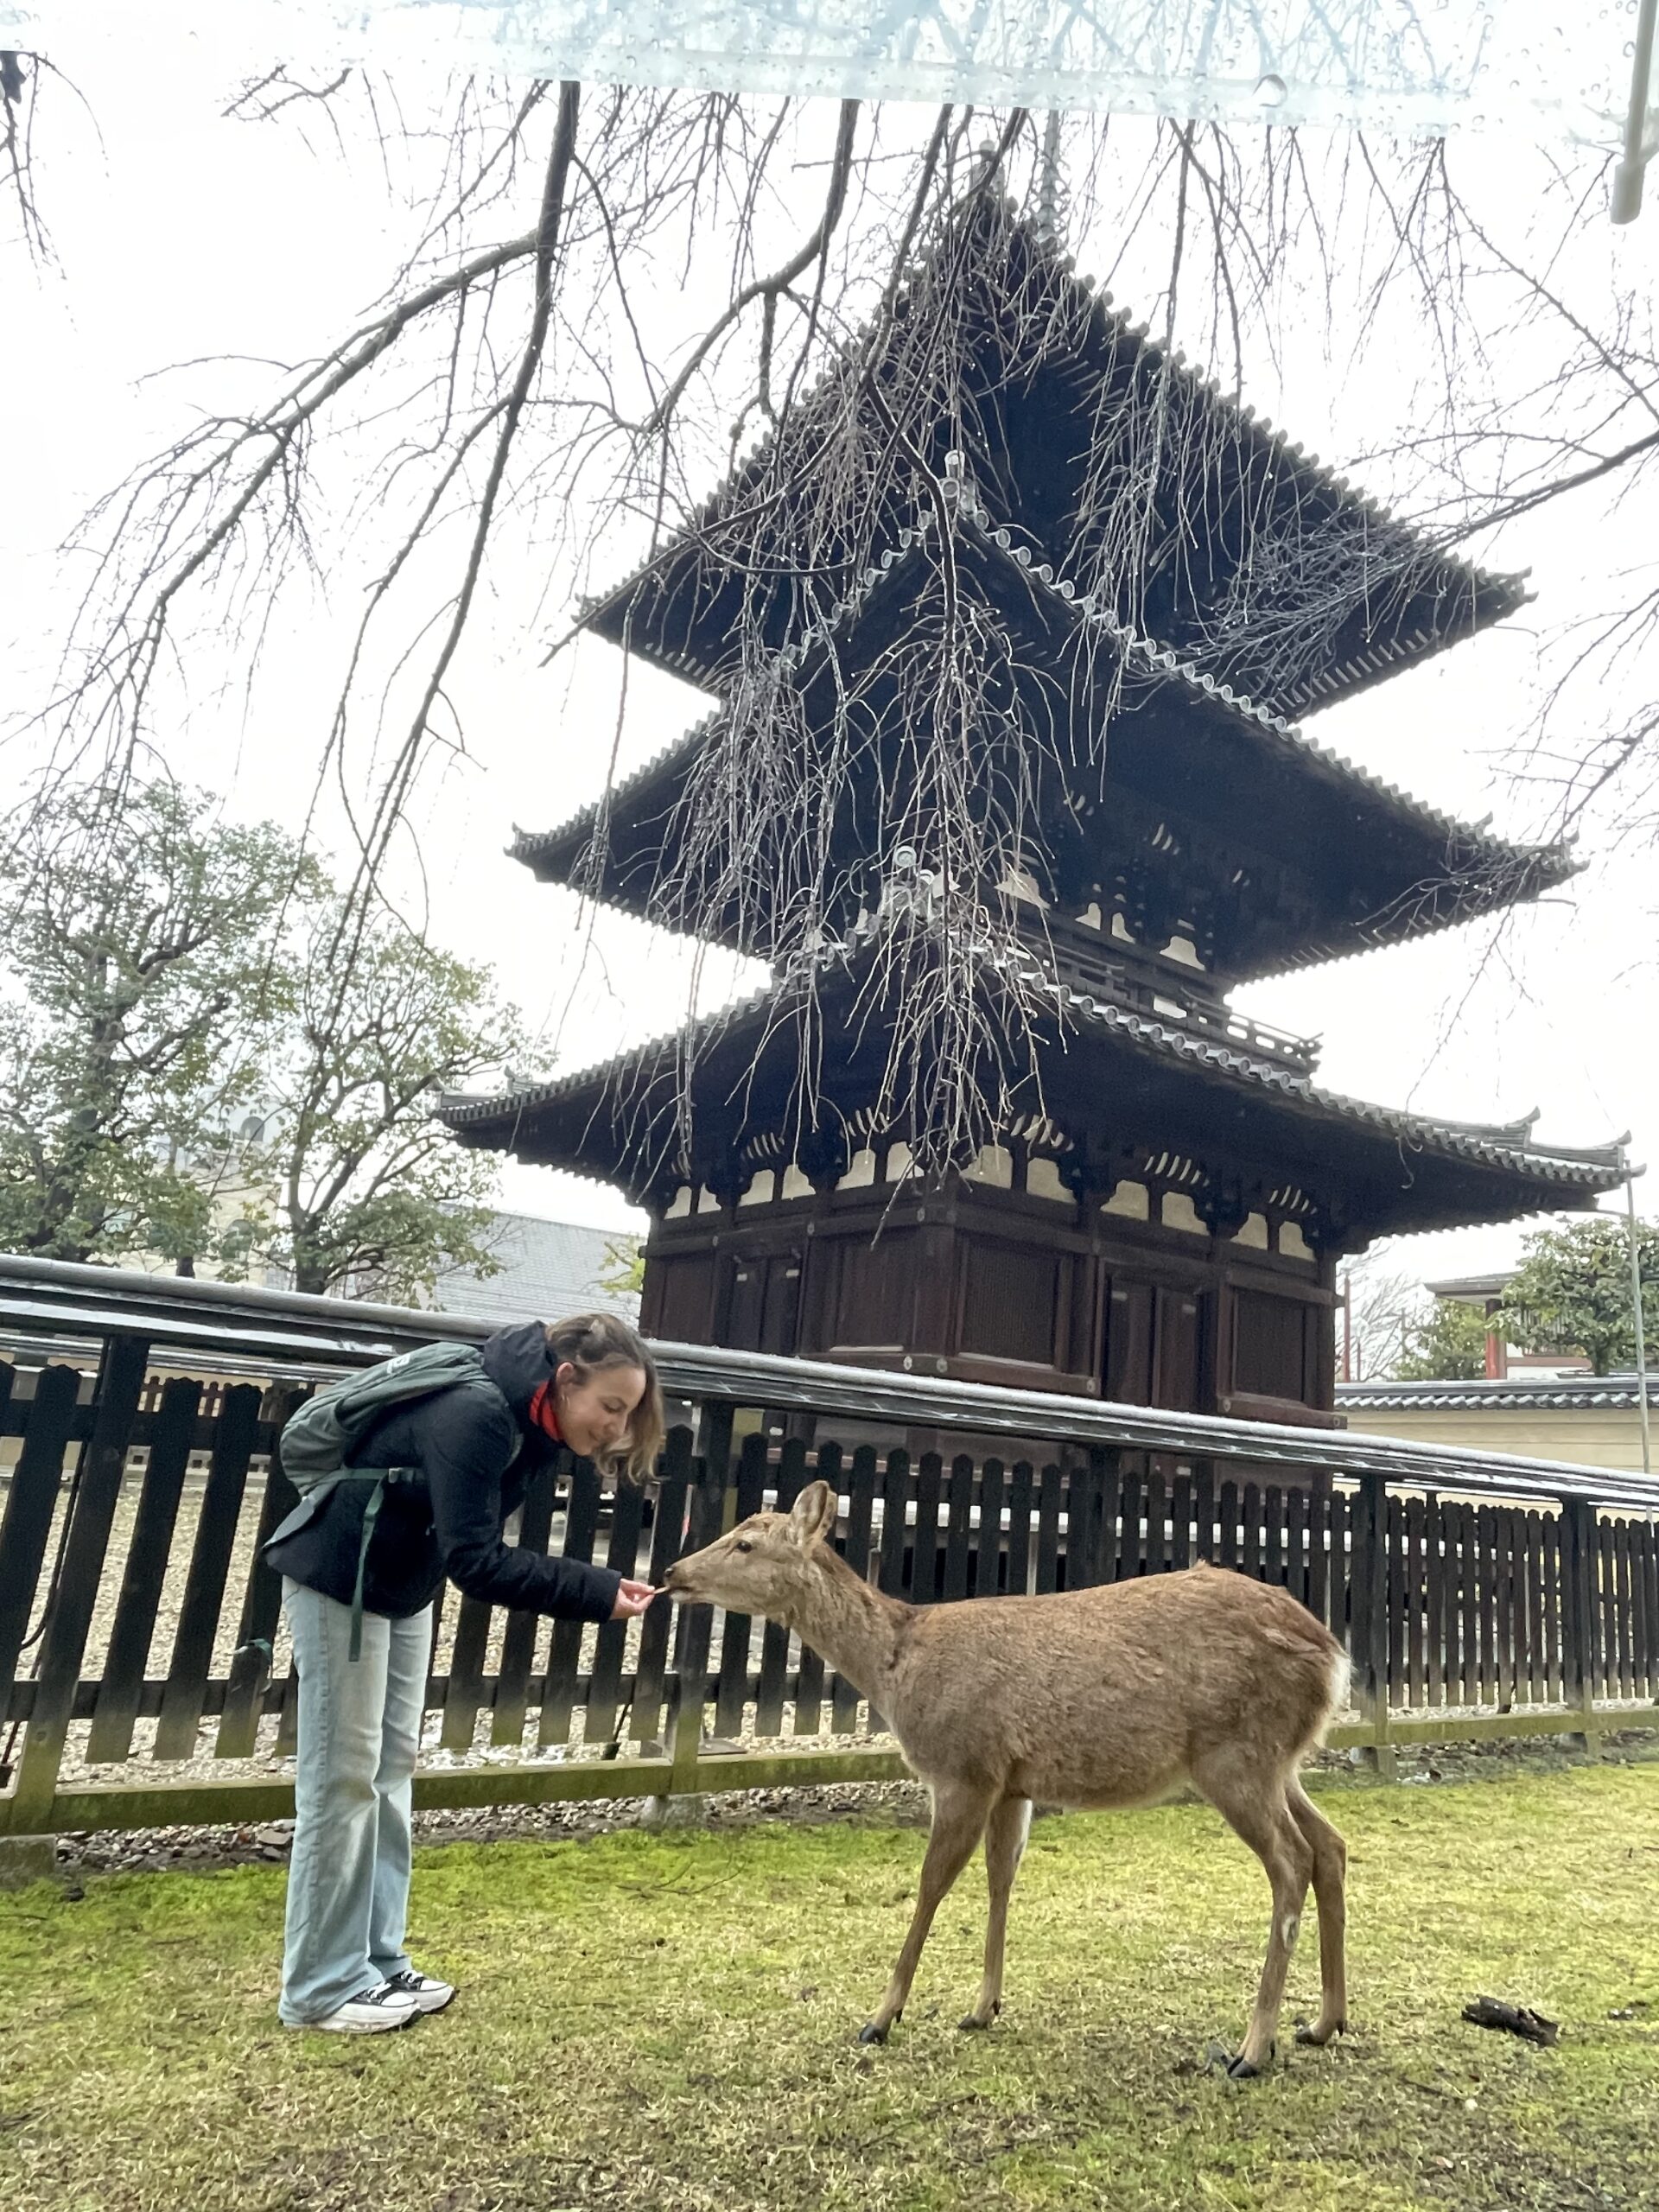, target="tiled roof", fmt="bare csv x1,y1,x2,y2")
576,194,1524,715
514,500,1573,945
441,953,1625,1198
1338,1377,1650,1412
1048,987,1624,1186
